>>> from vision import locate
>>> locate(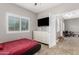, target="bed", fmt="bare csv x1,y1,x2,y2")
0,38,41,55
